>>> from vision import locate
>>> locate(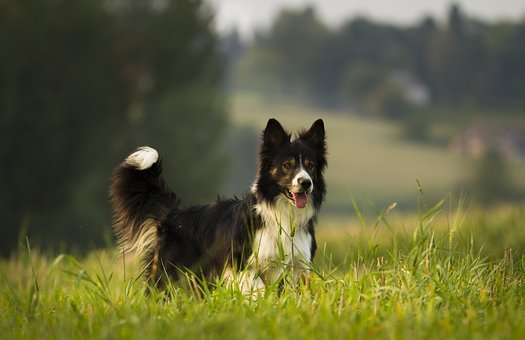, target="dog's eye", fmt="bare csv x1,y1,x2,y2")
283,162,292,170
307,162,315,170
